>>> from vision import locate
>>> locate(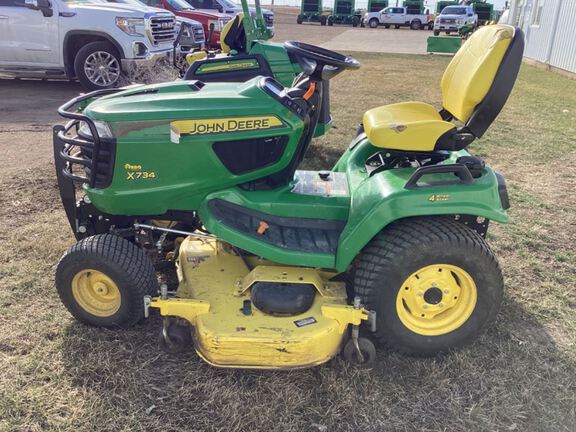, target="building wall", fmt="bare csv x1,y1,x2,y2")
505,0,576,74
